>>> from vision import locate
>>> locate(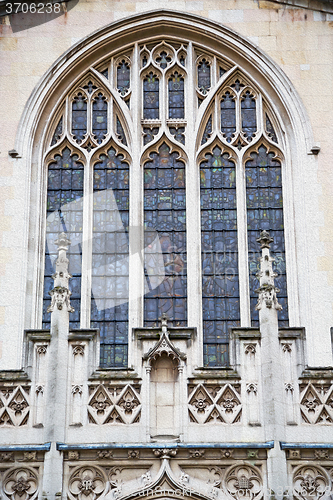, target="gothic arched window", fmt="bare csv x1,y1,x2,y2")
42,39,289,368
